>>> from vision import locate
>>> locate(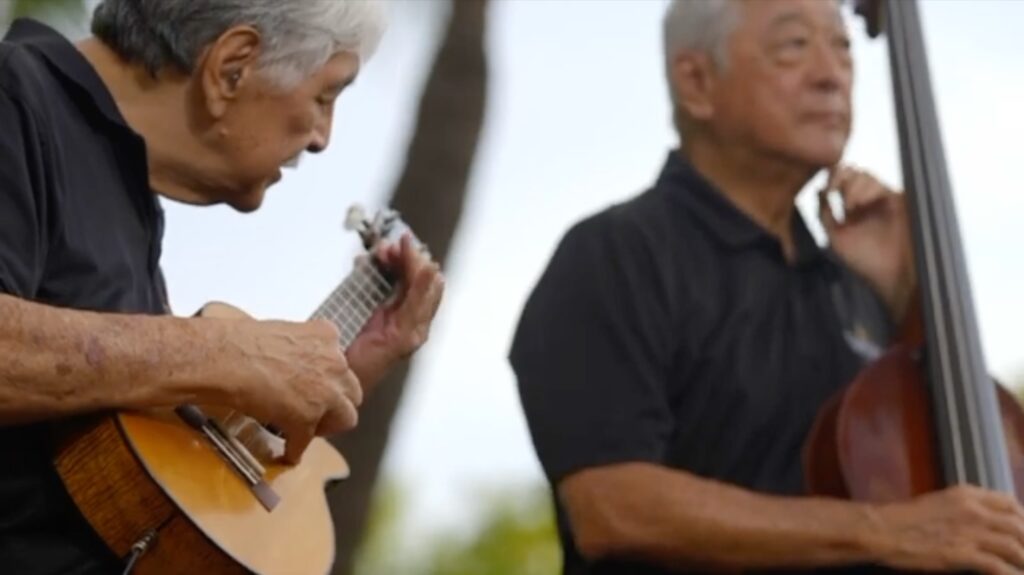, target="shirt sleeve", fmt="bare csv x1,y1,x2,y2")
509,211,677,485
0,88,47,298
